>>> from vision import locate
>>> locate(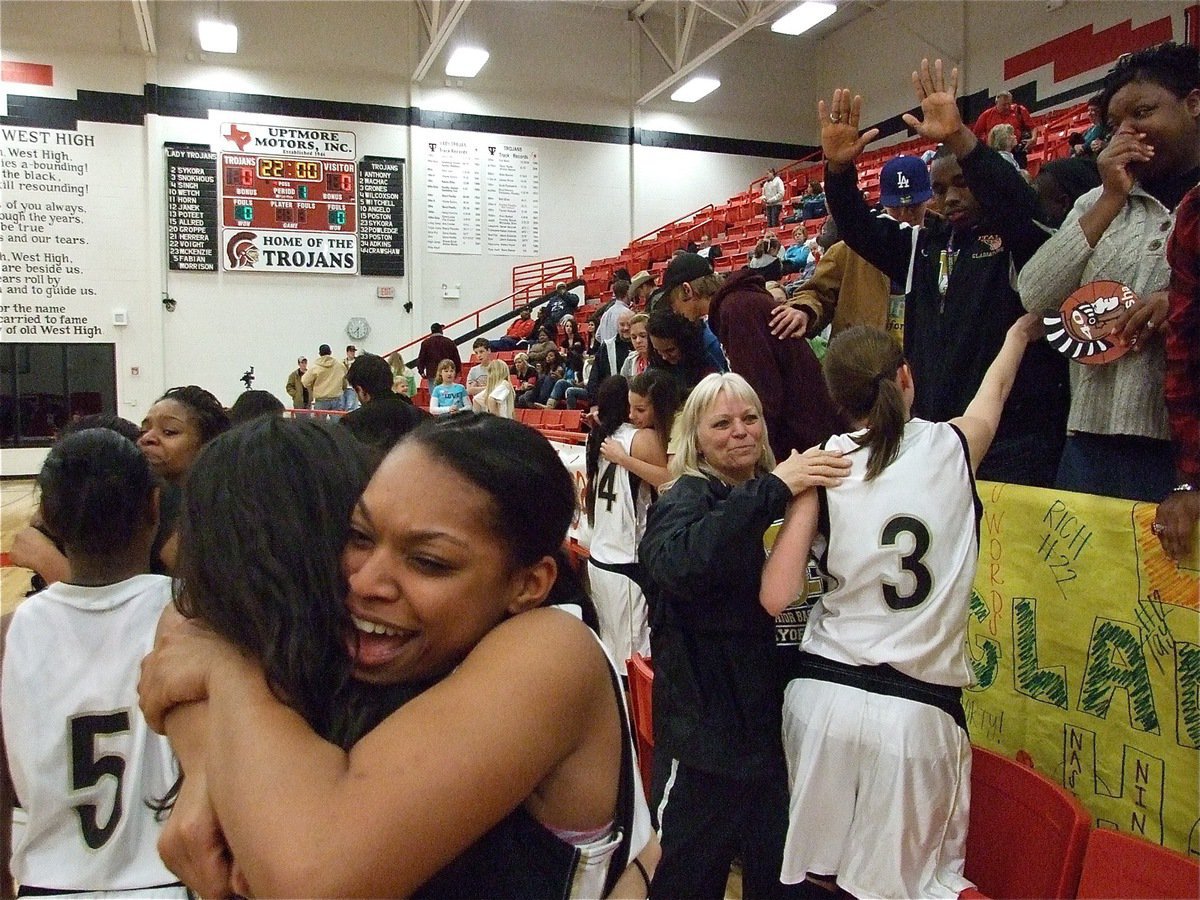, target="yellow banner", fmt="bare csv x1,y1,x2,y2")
966,481,1198,856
